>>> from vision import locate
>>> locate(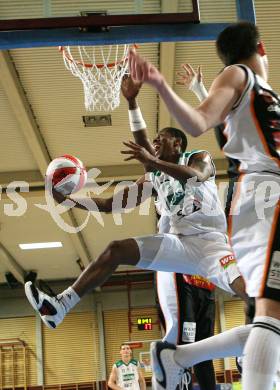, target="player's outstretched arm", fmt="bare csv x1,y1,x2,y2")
121,75,155,157
122,141,213,183
177,64,229,151
177,65,227,145
52,175,153,213
51,188,112,212
177,63,208,102
129,49,246,136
